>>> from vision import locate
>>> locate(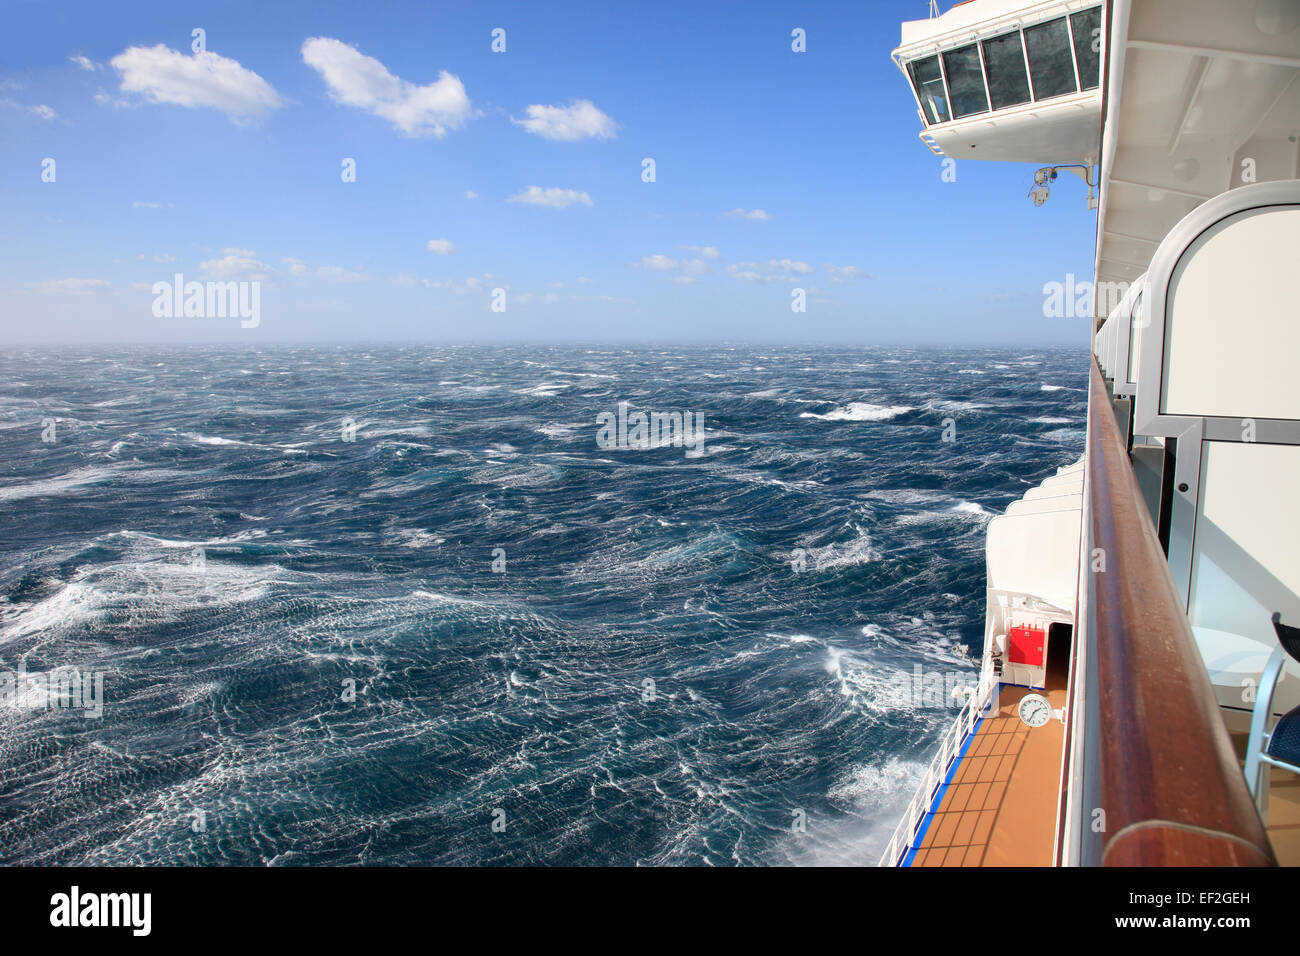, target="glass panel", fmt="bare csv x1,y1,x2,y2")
981,31,1031,110
942,44,989,119
907,55,950,125
1070,7,1102,91
1024,17,1077,100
